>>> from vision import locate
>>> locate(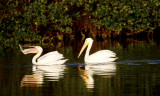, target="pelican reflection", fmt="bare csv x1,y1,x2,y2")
32,64,66,81
21,74,43,87
79,62,116,89
21,64,66,87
